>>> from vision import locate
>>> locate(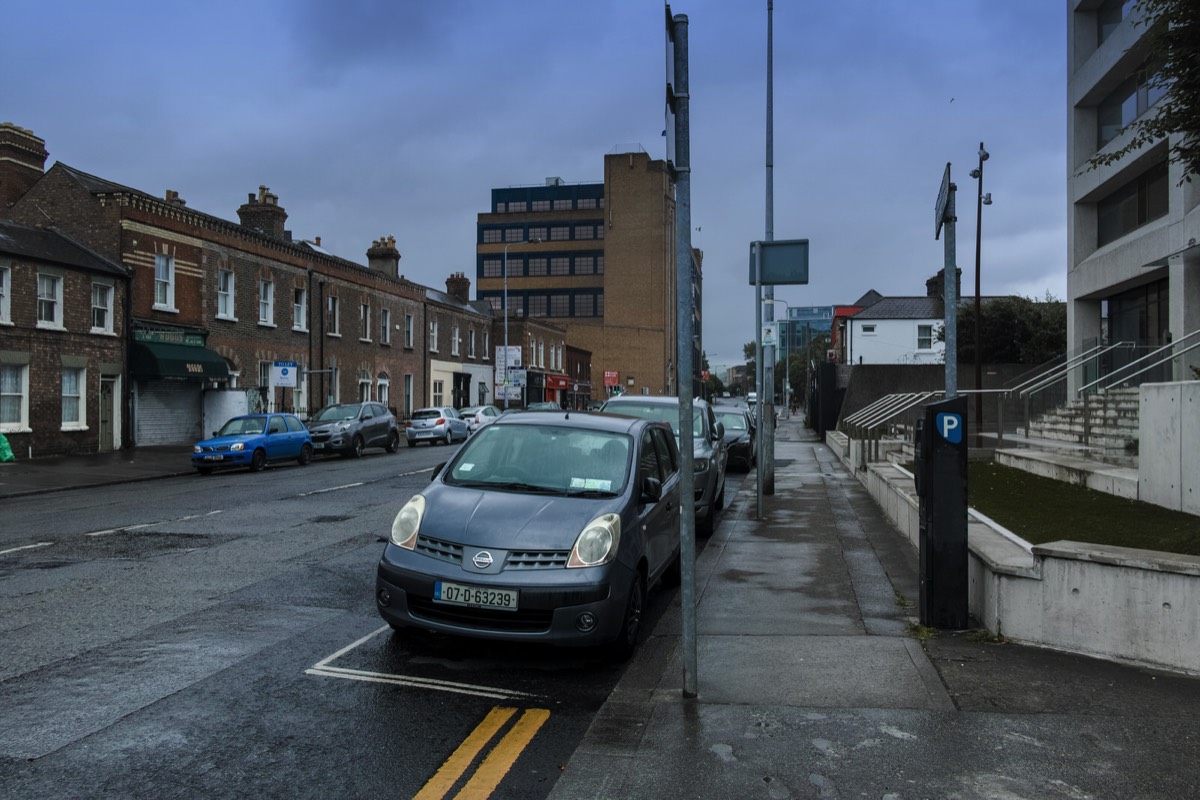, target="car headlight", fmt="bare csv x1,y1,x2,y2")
568,513,621,568
694,456,710,473
231,442,245,451
335,422,352,432
193,445,202,454
390,495,426,549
